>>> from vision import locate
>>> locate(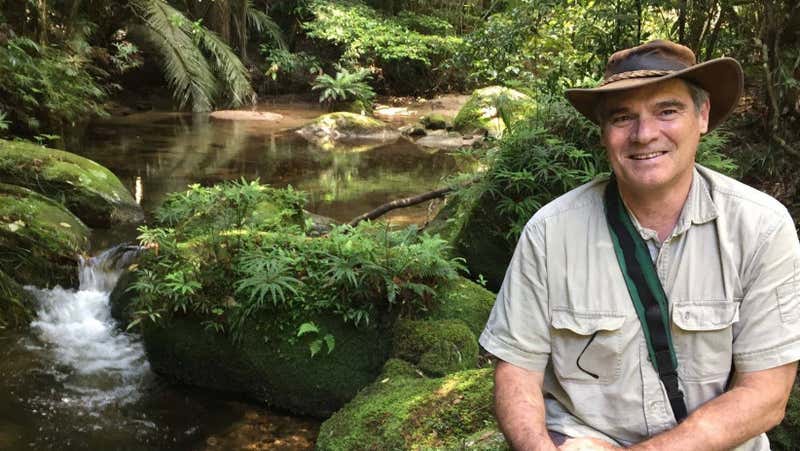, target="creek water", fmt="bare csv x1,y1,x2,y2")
1,105,468,449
